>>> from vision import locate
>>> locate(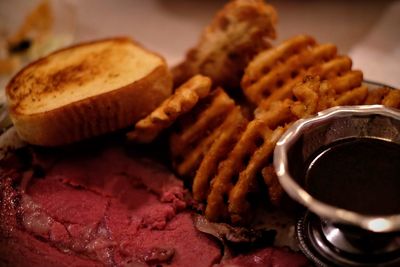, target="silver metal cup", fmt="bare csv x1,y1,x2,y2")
274,105,400,266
